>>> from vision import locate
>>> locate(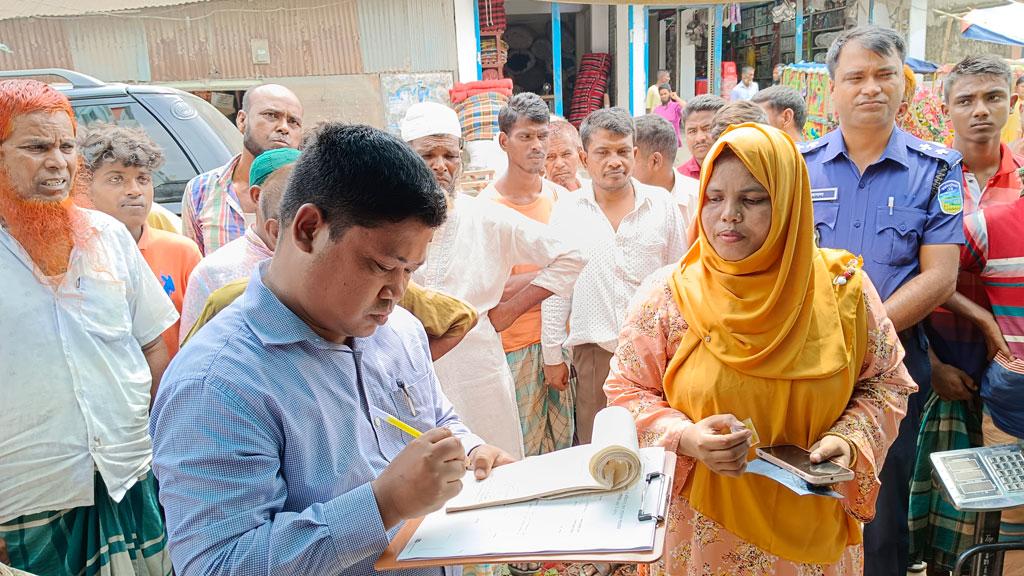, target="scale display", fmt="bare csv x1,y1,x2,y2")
931,444,1024,511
